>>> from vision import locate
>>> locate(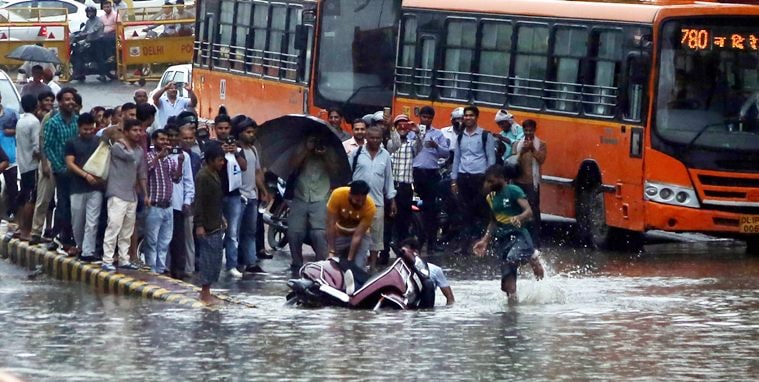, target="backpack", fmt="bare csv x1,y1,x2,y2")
351,145,363,174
